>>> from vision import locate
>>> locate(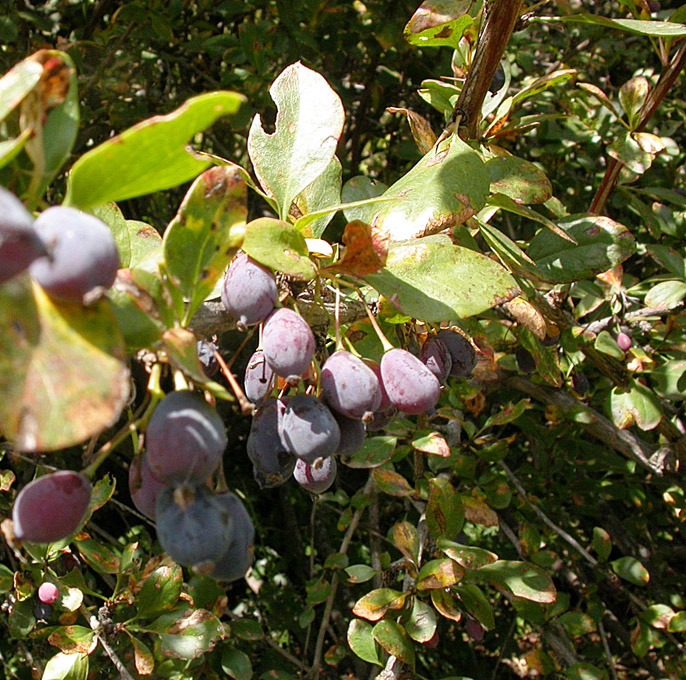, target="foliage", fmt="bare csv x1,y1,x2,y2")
1,1,686,680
